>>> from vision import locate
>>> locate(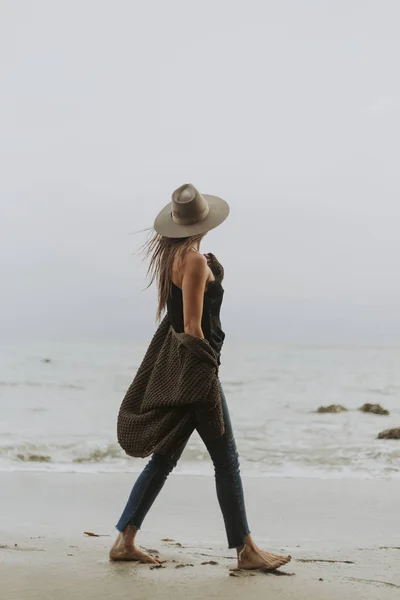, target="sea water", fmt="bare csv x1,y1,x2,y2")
0,340,399,479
